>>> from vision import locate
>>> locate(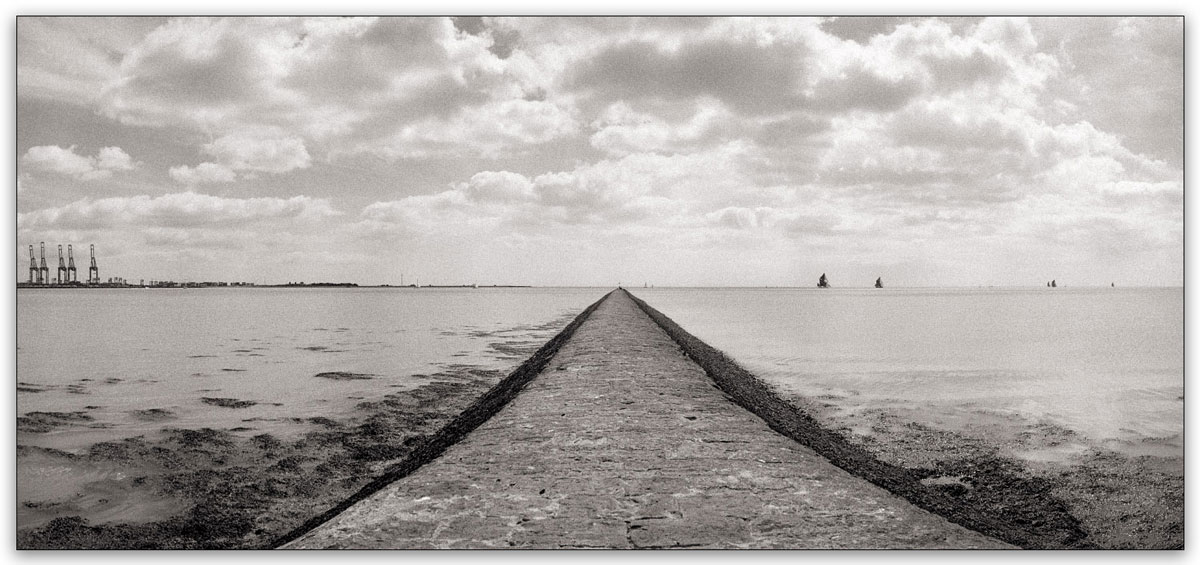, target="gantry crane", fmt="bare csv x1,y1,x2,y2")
56,245,67,285
38,243,49,285
67,244,77,283
88,244,99,284
28,245,37,283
